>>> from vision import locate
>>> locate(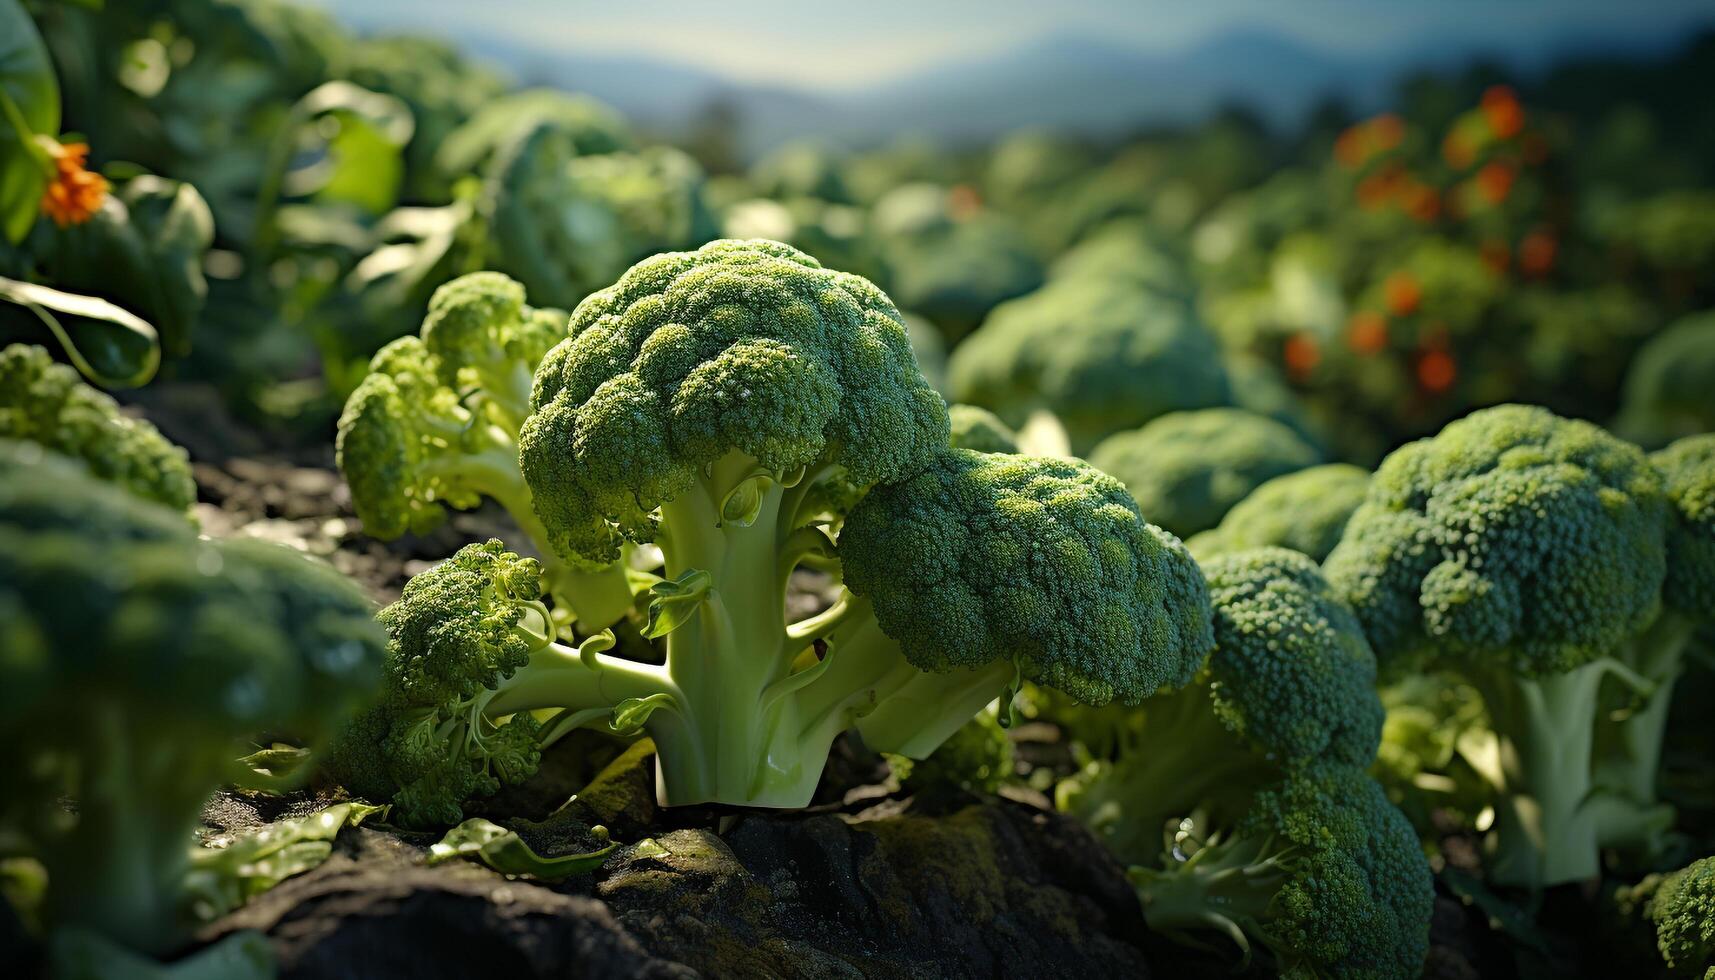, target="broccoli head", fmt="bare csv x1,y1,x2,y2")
0,343,194,512
1186,463,1369,563
1629,855,1715,978
1323,403,1669,887
0,444,385,963
947,404,1020,454
1055,548,1382,863
336,272,635,628
1129,764,1432,980
947,278,1231,455
1088,408,1320,539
